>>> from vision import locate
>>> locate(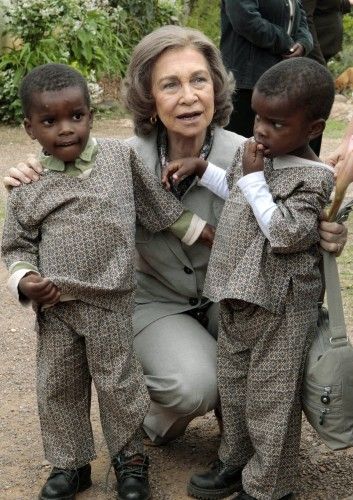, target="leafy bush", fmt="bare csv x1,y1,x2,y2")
328,13,353,78
0,0,180,124
186,0,221,45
